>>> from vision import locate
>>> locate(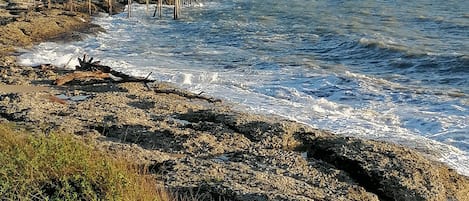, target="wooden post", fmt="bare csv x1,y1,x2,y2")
173,0,180,20
145,0,149,15
109,0,113,15
88,0,92,15
159,0,162,18
173,0,176,20
69,0,74,12
128,0,132,18
48,0,51,9
153,0,163,18
179,0,181,18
